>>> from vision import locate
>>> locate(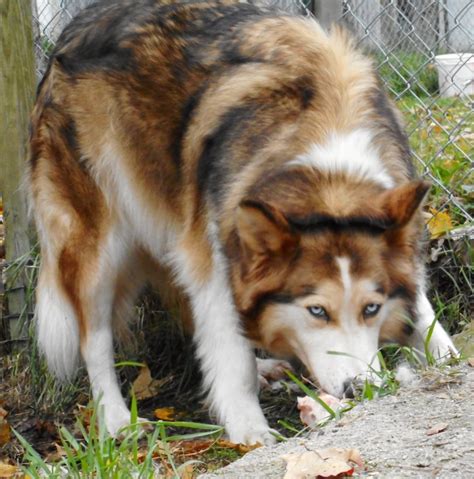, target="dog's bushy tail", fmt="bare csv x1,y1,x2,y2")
36,263,80,380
